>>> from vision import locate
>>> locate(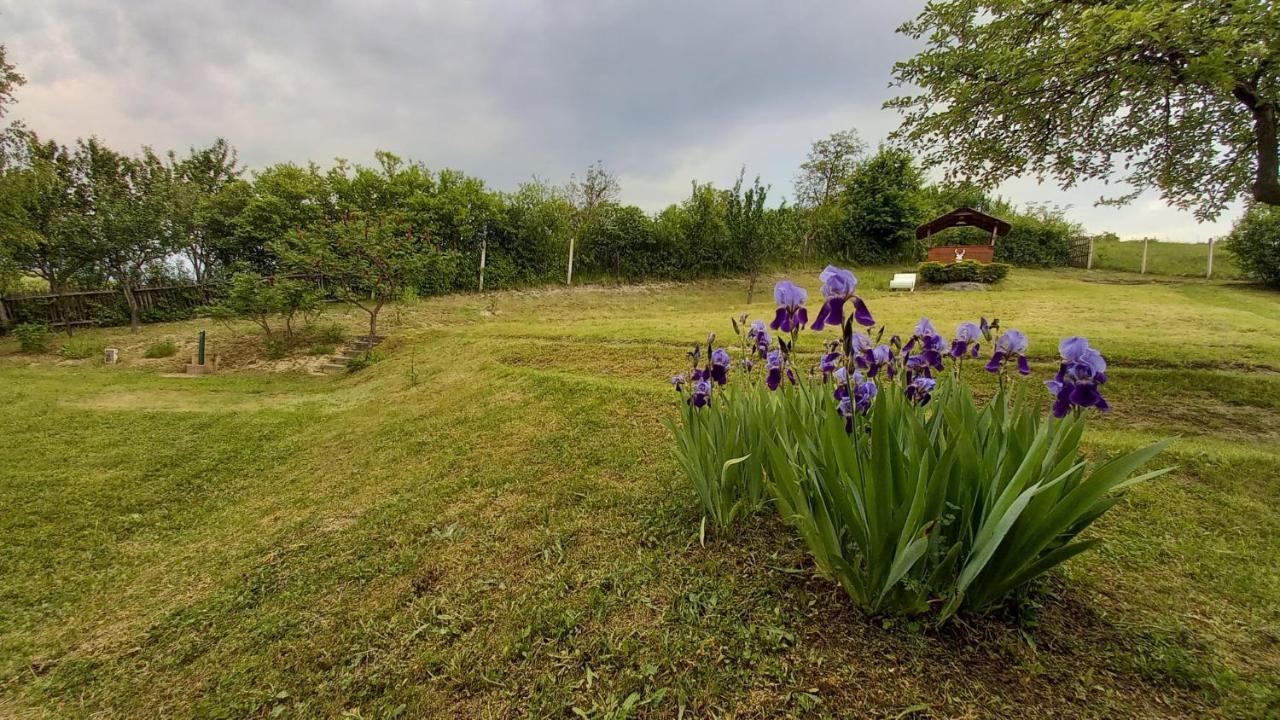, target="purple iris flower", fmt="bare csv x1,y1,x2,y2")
833,367,877,417
766,349,784,391
690,379,712,408
950,322,982,359
671,373,686,392
747,320,772,359
984,328,1032,376
770,280,809,333
861,343,895,378
905,376,937,406
820,351,841,380
810,265,875,331
740,358,754,372
1046,336,1110,417
905,330,946,375
710,348,731,385
849,332,873,354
